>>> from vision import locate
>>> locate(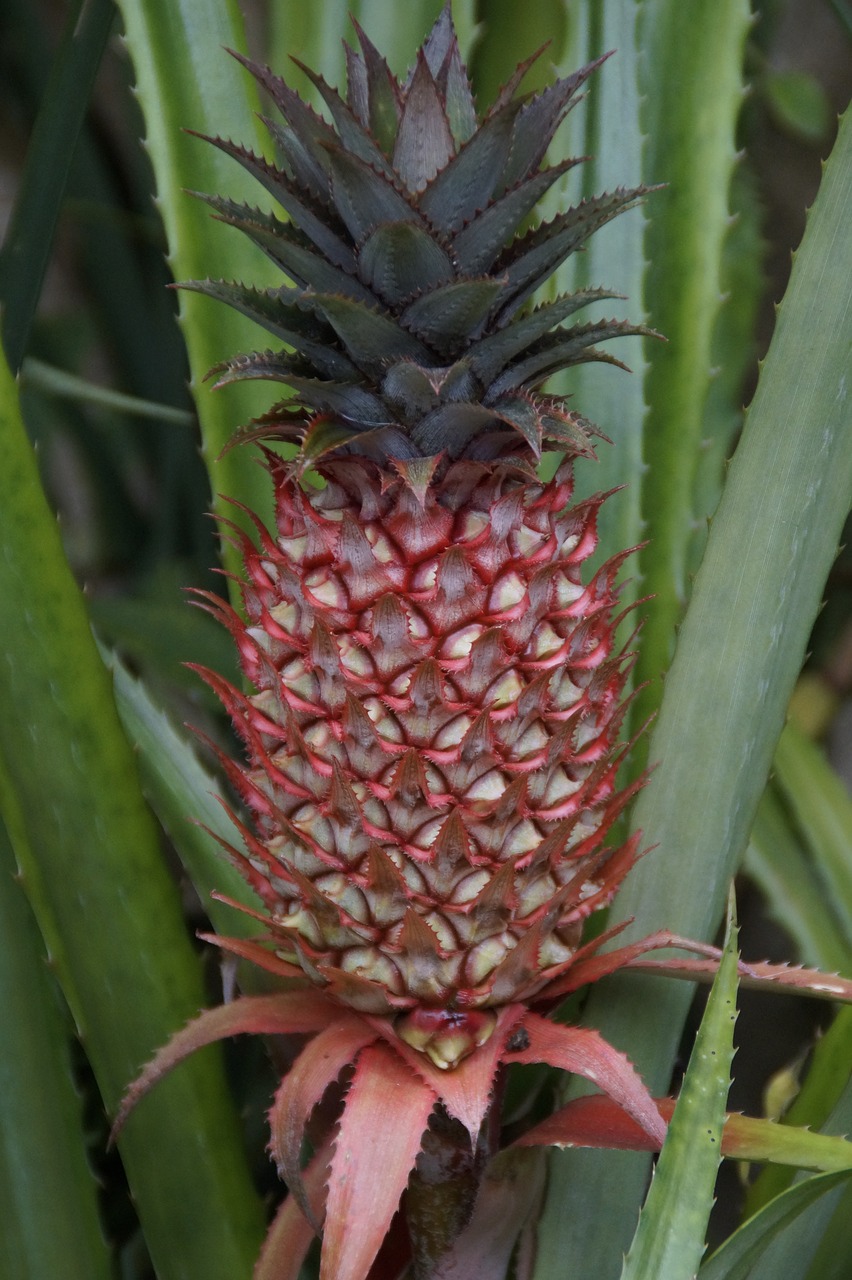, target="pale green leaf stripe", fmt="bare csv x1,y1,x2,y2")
114,0,278,565
633,0,751,743
540,104,852,1276
21,356,195,426
0,349,265,1279
620,899,739,1280
546,1,648,589
773,722,852,946
0,816,112,1280
699,1171,852,1280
